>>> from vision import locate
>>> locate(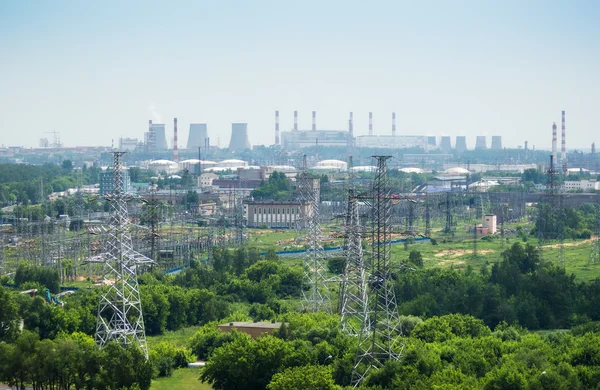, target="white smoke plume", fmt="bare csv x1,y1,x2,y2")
148,104,163,123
